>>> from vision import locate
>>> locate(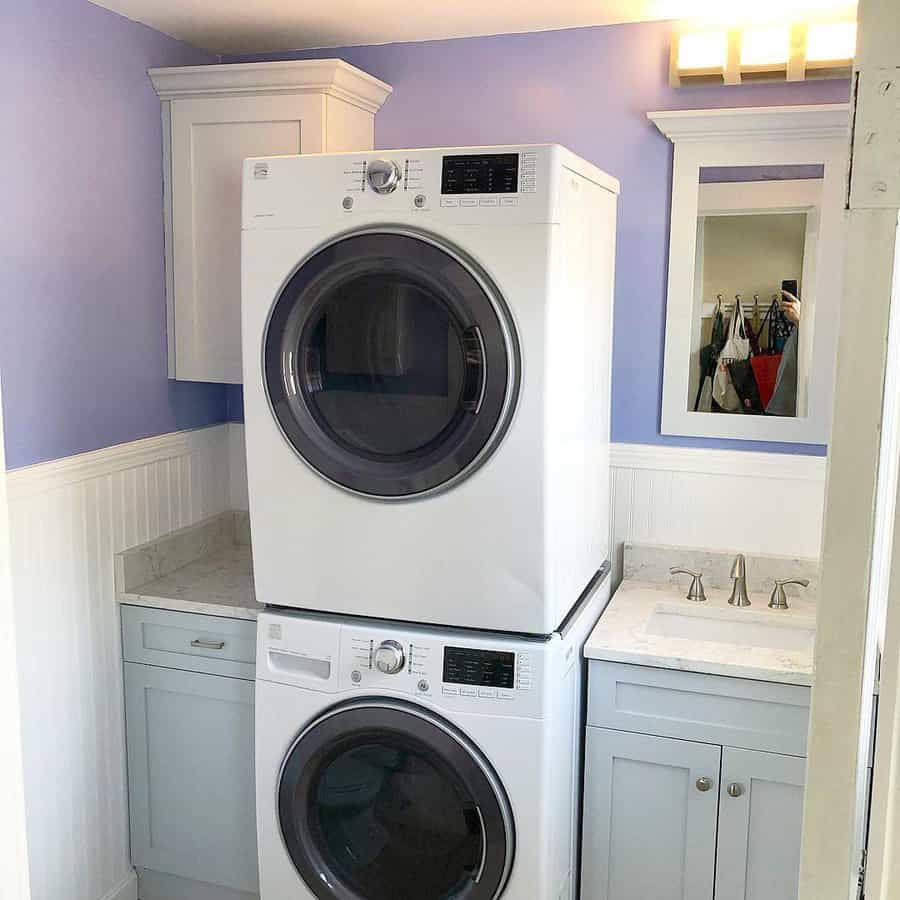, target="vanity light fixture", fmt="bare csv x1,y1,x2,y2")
671,19,856,86
740,25,791,66
677,30,728,73
806,20,857,65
